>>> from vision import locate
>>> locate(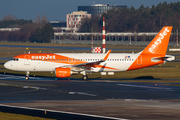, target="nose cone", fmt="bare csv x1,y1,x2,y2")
4,61,11,70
